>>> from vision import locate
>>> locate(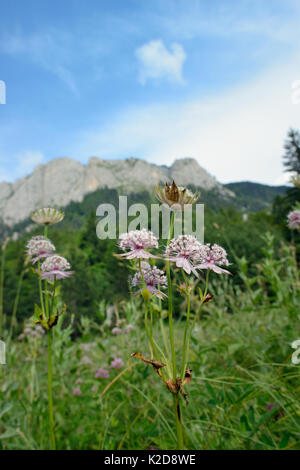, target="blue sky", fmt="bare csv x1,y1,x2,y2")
0,0,300,185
